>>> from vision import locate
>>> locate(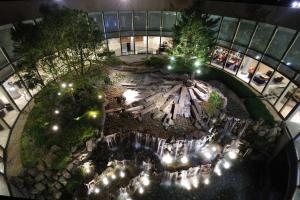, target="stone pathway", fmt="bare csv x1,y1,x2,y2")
6,100,35,178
